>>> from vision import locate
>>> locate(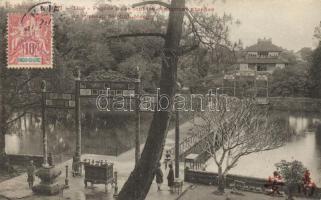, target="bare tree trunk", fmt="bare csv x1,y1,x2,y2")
117,0,185,199
217,166,225,193
24,114,27,131
0,130,4,154
0,39,5,155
